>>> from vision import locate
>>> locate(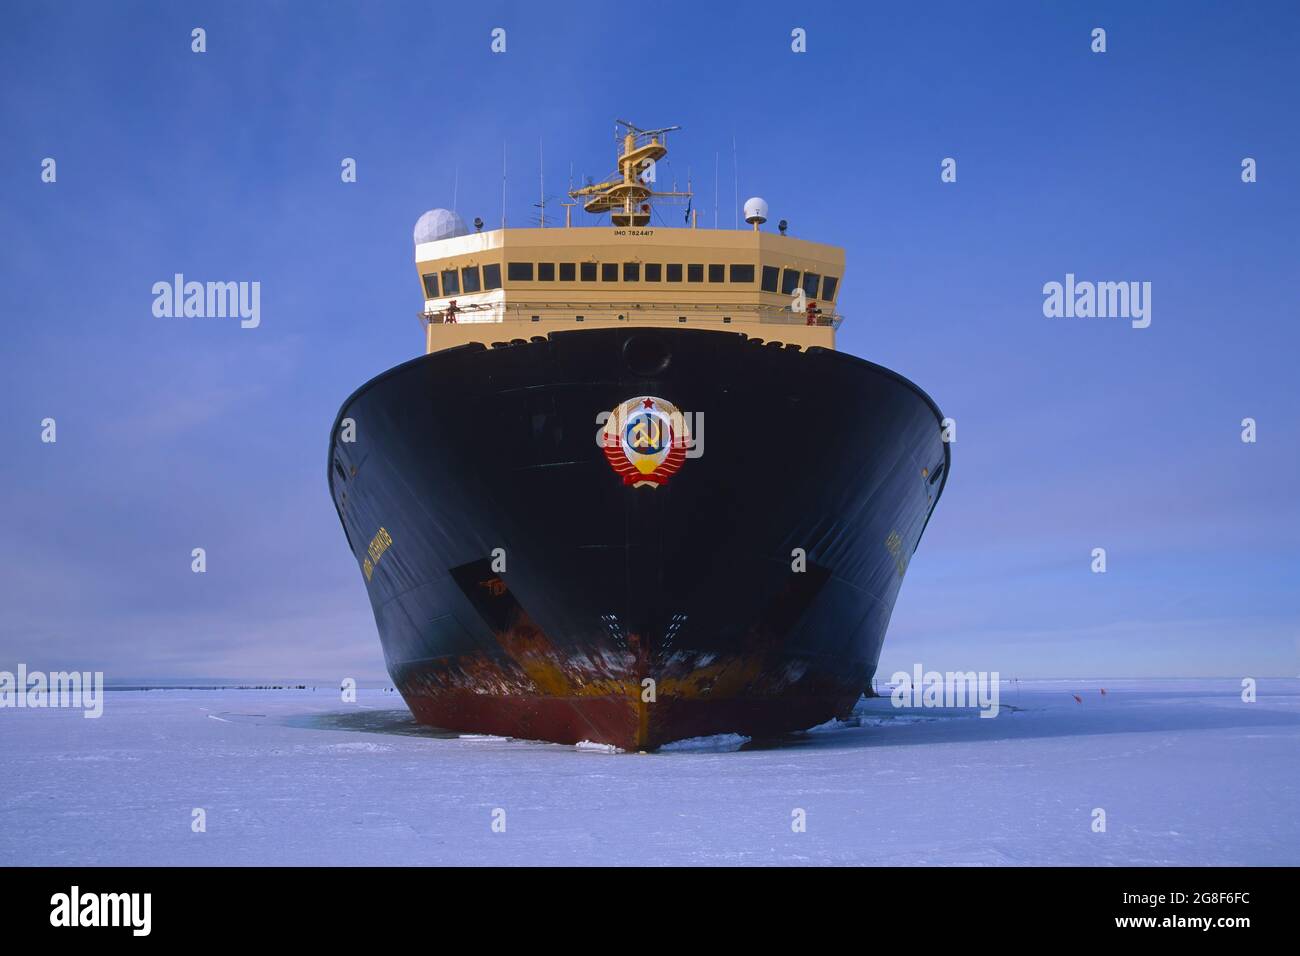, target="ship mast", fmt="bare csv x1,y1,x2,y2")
567,120,693,227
